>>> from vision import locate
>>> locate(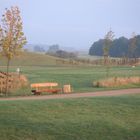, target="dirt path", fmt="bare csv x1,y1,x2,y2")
0,88,140,101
